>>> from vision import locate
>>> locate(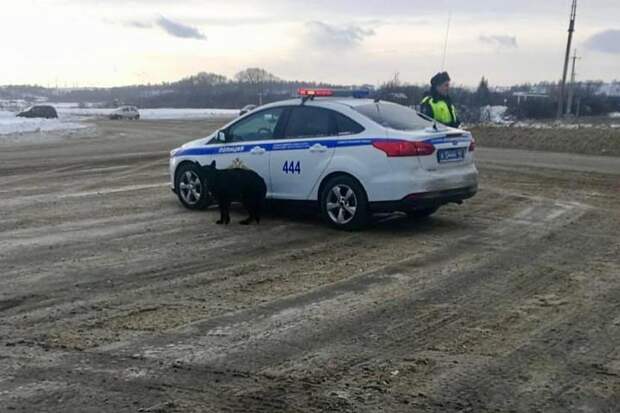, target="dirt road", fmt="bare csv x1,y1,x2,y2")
1,120,619,412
